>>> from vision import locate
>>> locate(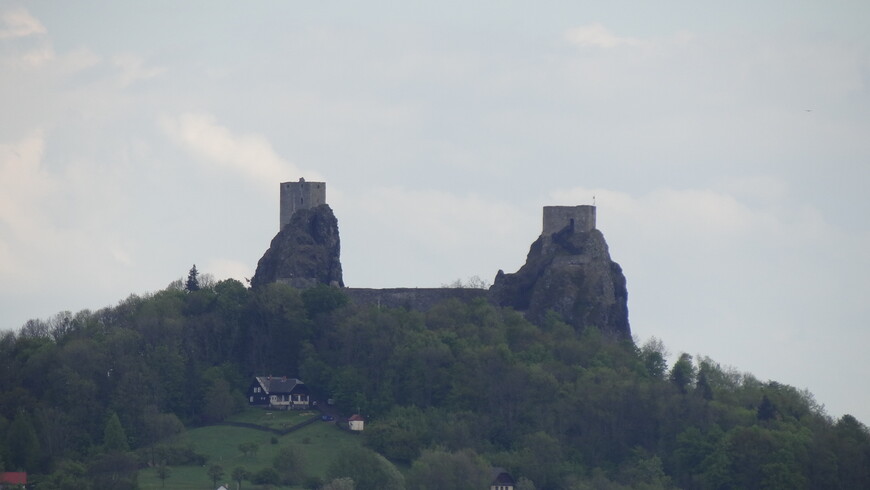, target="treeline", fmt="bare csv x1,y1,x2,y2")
1,276,869,489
